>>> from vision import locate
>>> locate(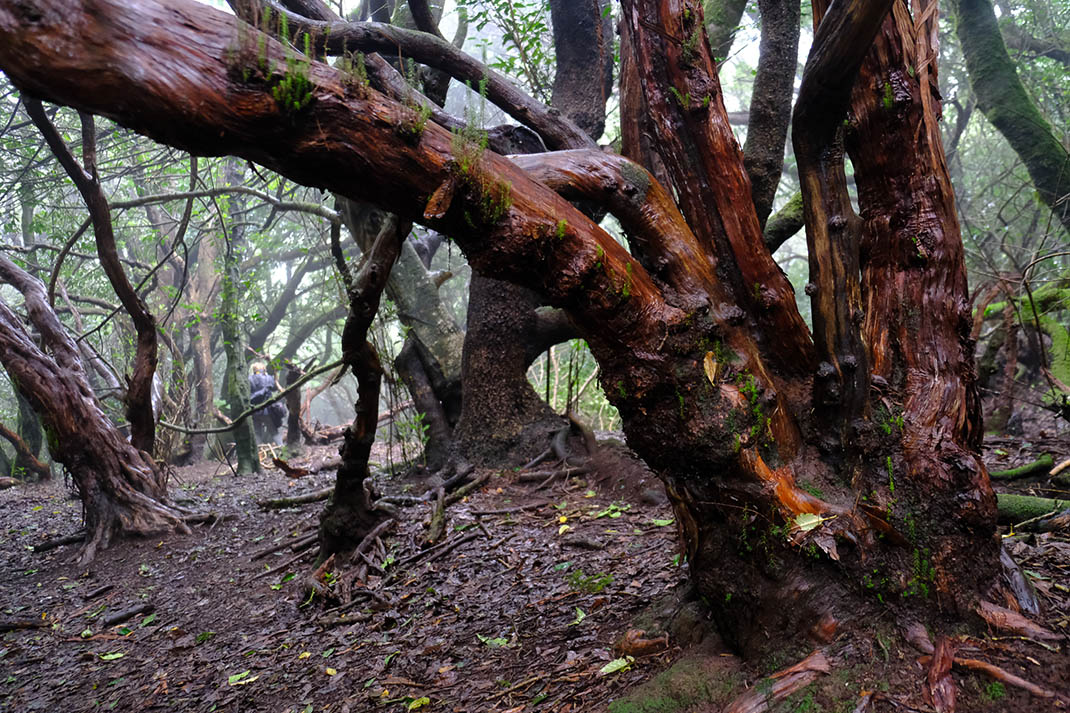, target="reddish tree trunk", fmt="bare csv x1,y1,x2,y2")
0,0,1006,659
